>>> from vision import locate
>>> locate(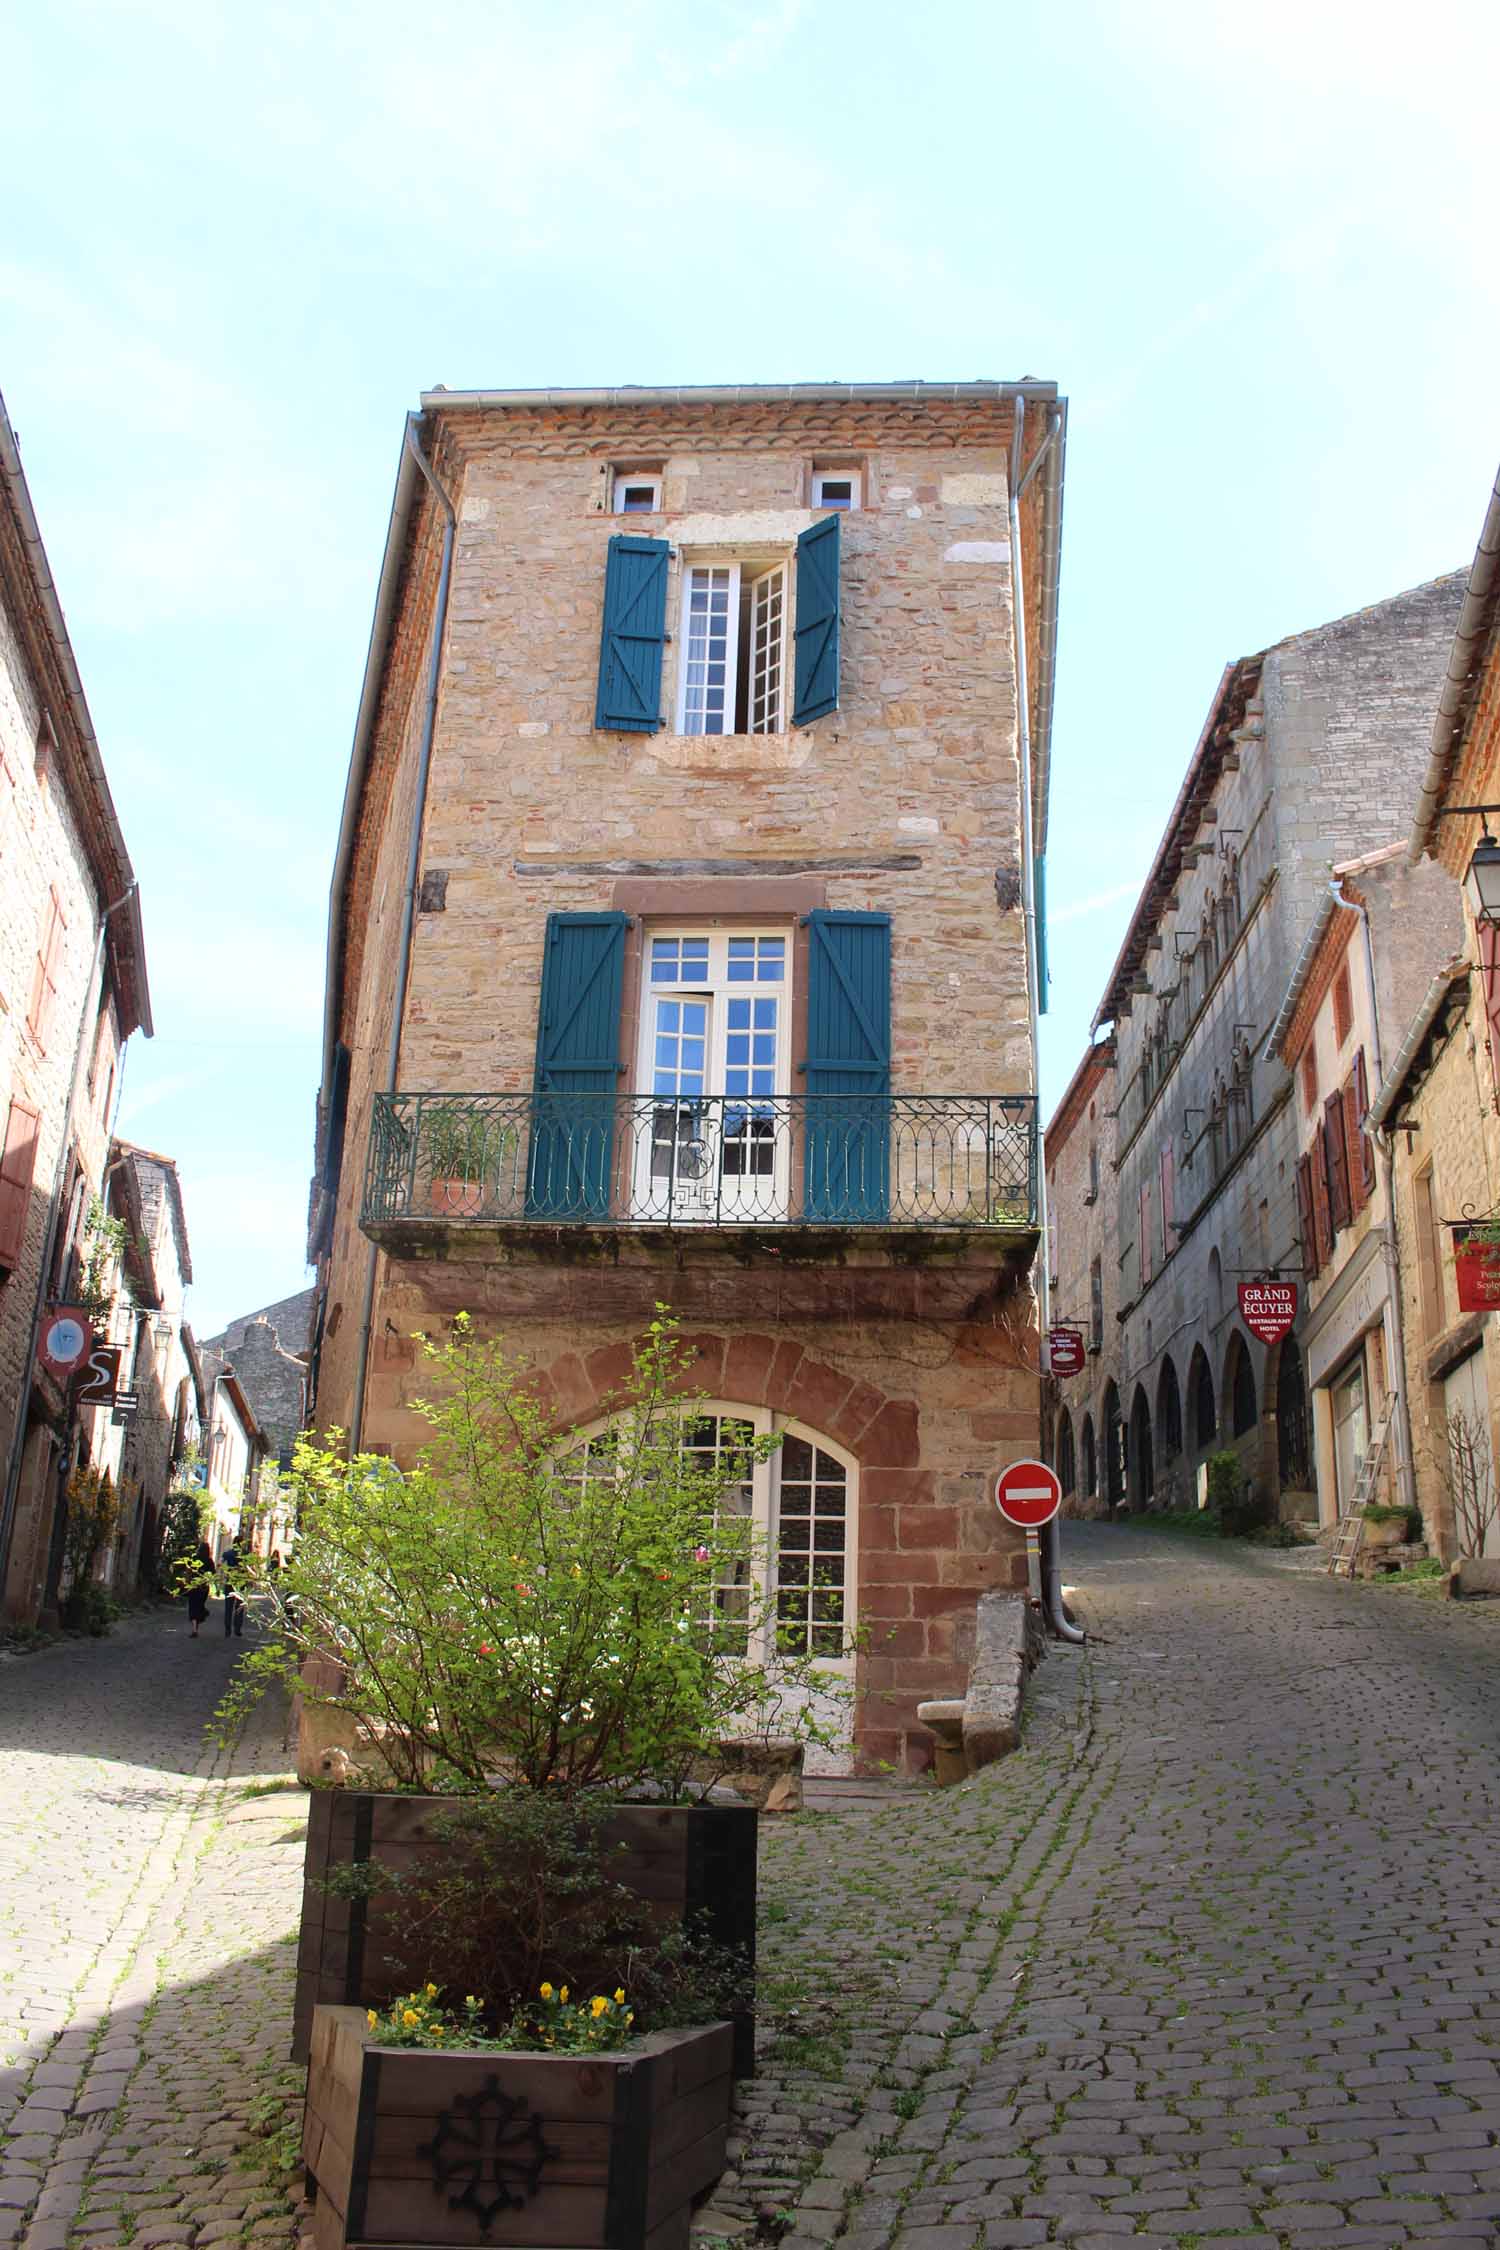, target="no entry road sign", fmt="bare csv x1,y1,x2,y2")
994,1458,1062,1530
